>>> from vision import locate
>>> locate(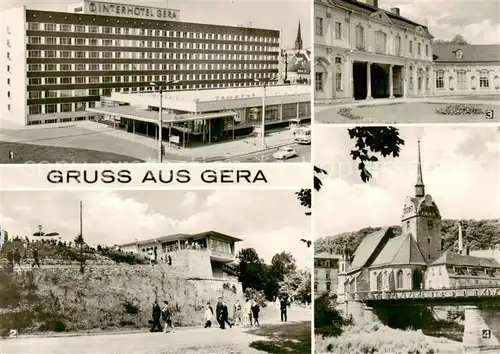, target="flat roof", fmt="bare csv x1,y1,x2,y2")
87,106,237,124
117,230,243,248
128,84,311,103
